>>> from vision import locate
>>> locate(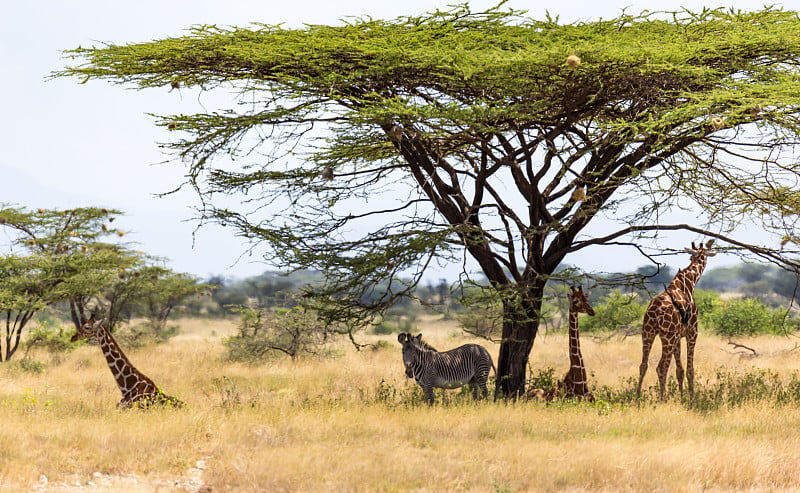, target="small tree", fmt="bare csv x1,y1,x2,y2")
0,255,51,361
224,305,337,362
136,267,207,336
